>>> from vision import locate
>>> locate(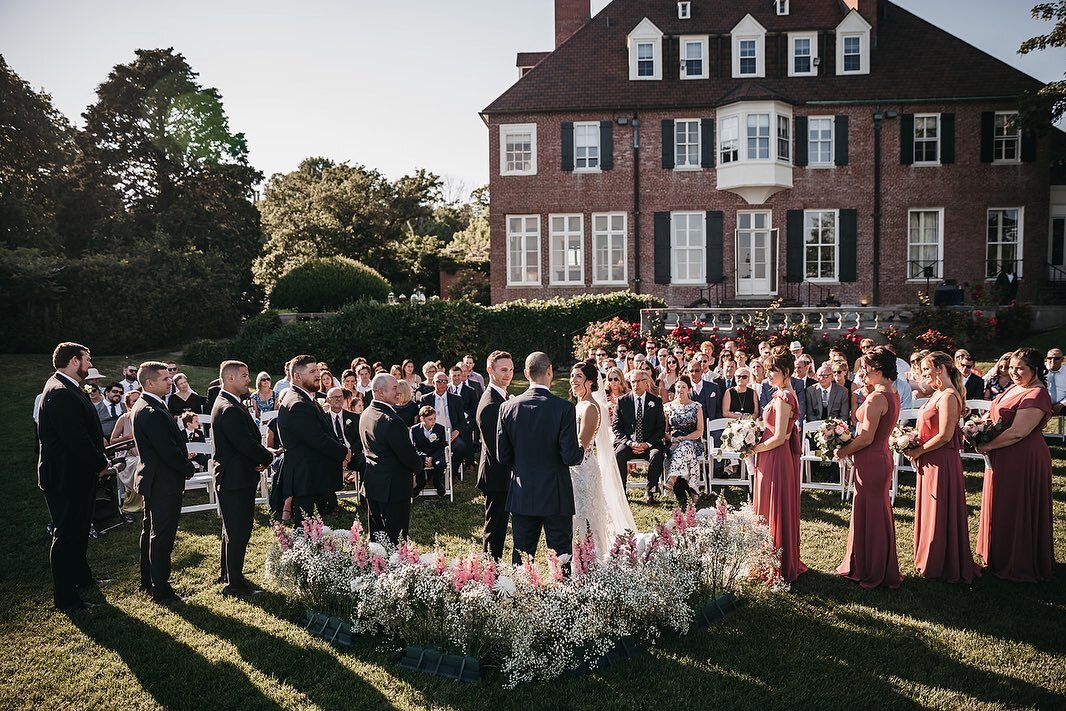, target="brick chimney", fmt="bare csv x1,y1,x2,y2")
843,0,878,44
555,0,591,49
